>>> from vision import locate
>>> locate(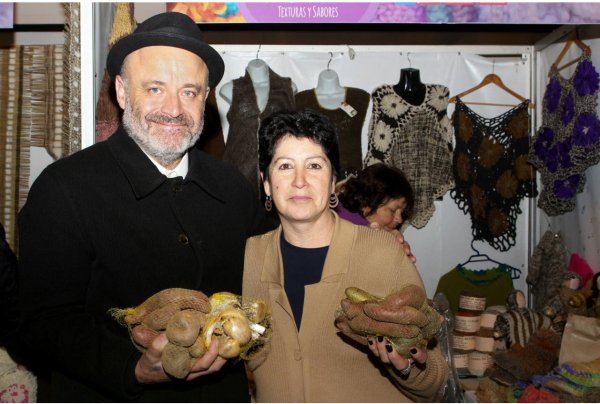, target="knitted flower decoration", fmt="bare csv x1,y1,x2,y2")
554,175,581,199
508,109,529,138
544,78,562,113
496,170,518,199
560,92,575,126
574,58,600,96
572,113,600,147
458,110,474,142
456,152,471,182
478,135,504,168
533,127,555,162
